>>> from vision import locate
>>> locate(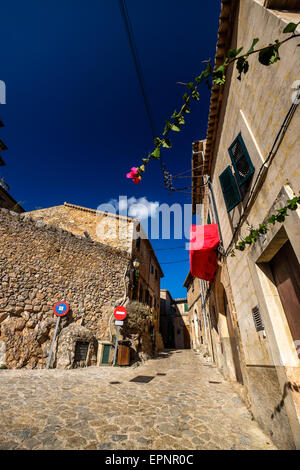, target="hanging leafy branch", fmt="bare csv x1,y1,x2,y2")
229,193,300,257
126,22,300,184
